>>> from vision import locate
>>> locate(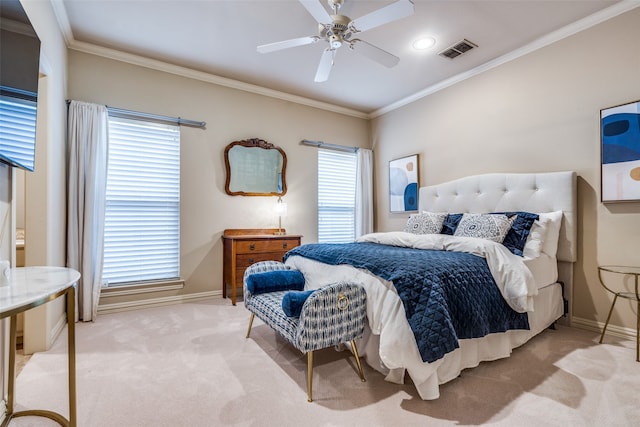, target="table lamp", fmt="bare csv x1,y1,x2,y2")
274,196,287,235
